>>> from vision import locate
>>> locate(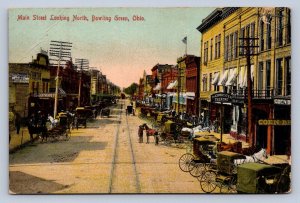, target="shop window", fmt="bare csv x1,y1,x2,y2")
31,81,35,93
